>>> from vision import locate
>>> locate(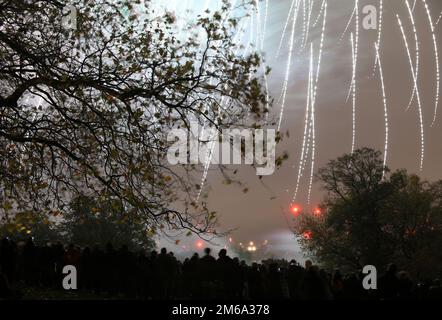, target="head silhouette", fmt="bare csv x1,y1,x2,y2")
218,248,227,258
386,263,397,275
